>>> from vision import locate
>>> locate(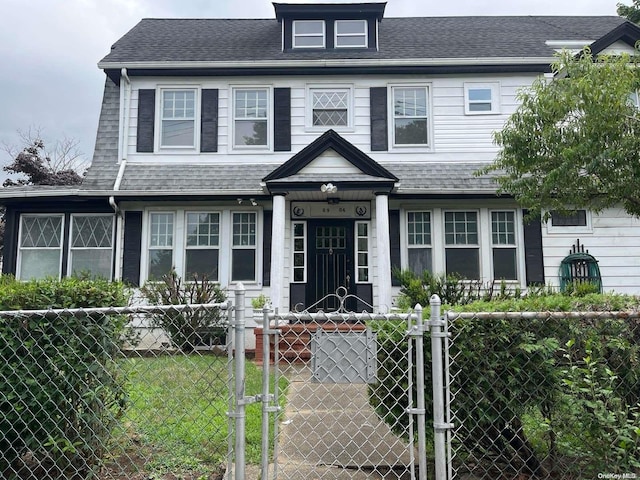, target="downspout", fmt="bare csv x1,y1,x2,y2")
109,67,131,280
